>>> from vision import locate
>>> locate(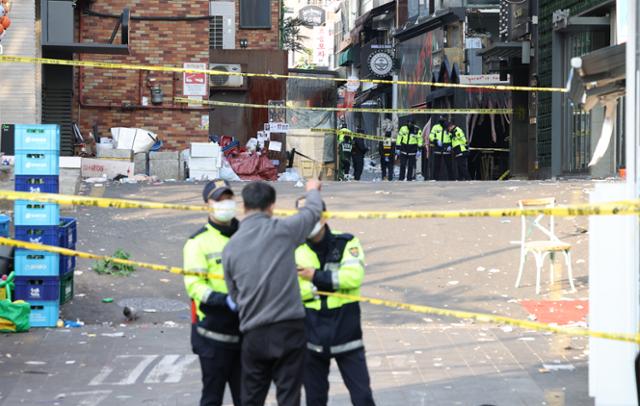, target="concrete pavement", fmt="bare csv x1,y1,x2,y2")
0,180,597,405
